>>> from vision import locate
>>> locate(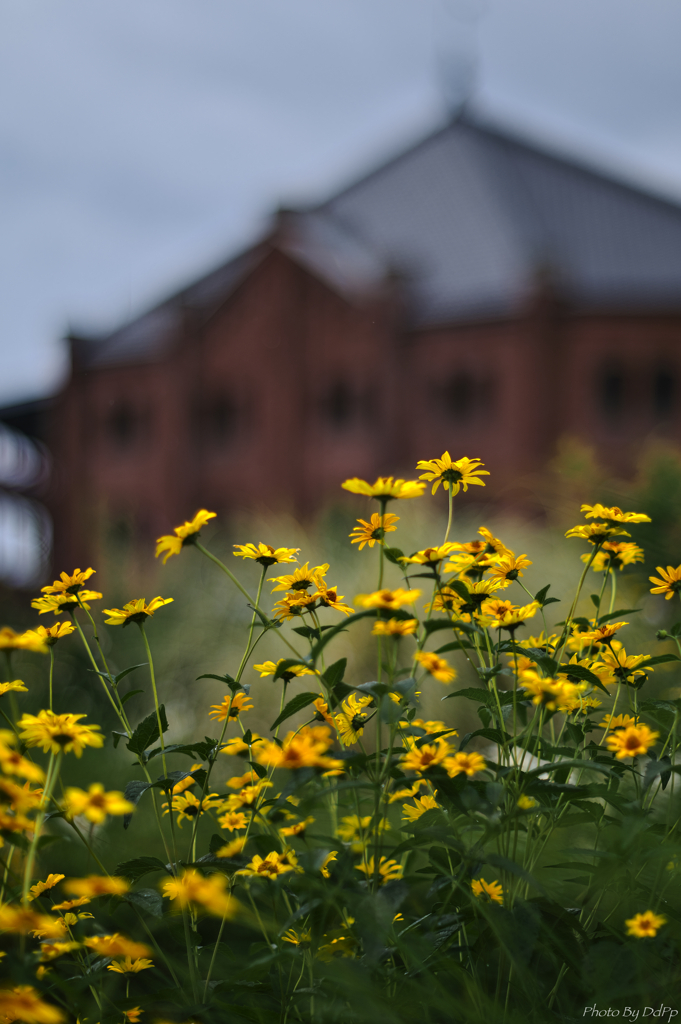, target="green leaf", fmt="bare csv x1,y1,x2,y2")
322,658,347,690
590,594,600,609
442,687,514,708
115,855,167,883
643,654,680,667
270,692,321,731
447,580,471,603
434,640,474,654
127,705,169,757
111,730,128,749
485,853,545,894
122,888,164,918
642,757,671,792
247,760,267,779
122,780,152,828
422,619,456,637
383,547,405,566
309,610,377,663
115,663,148,685
558,663,610,694
597,608,641,625
120,689,144,706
